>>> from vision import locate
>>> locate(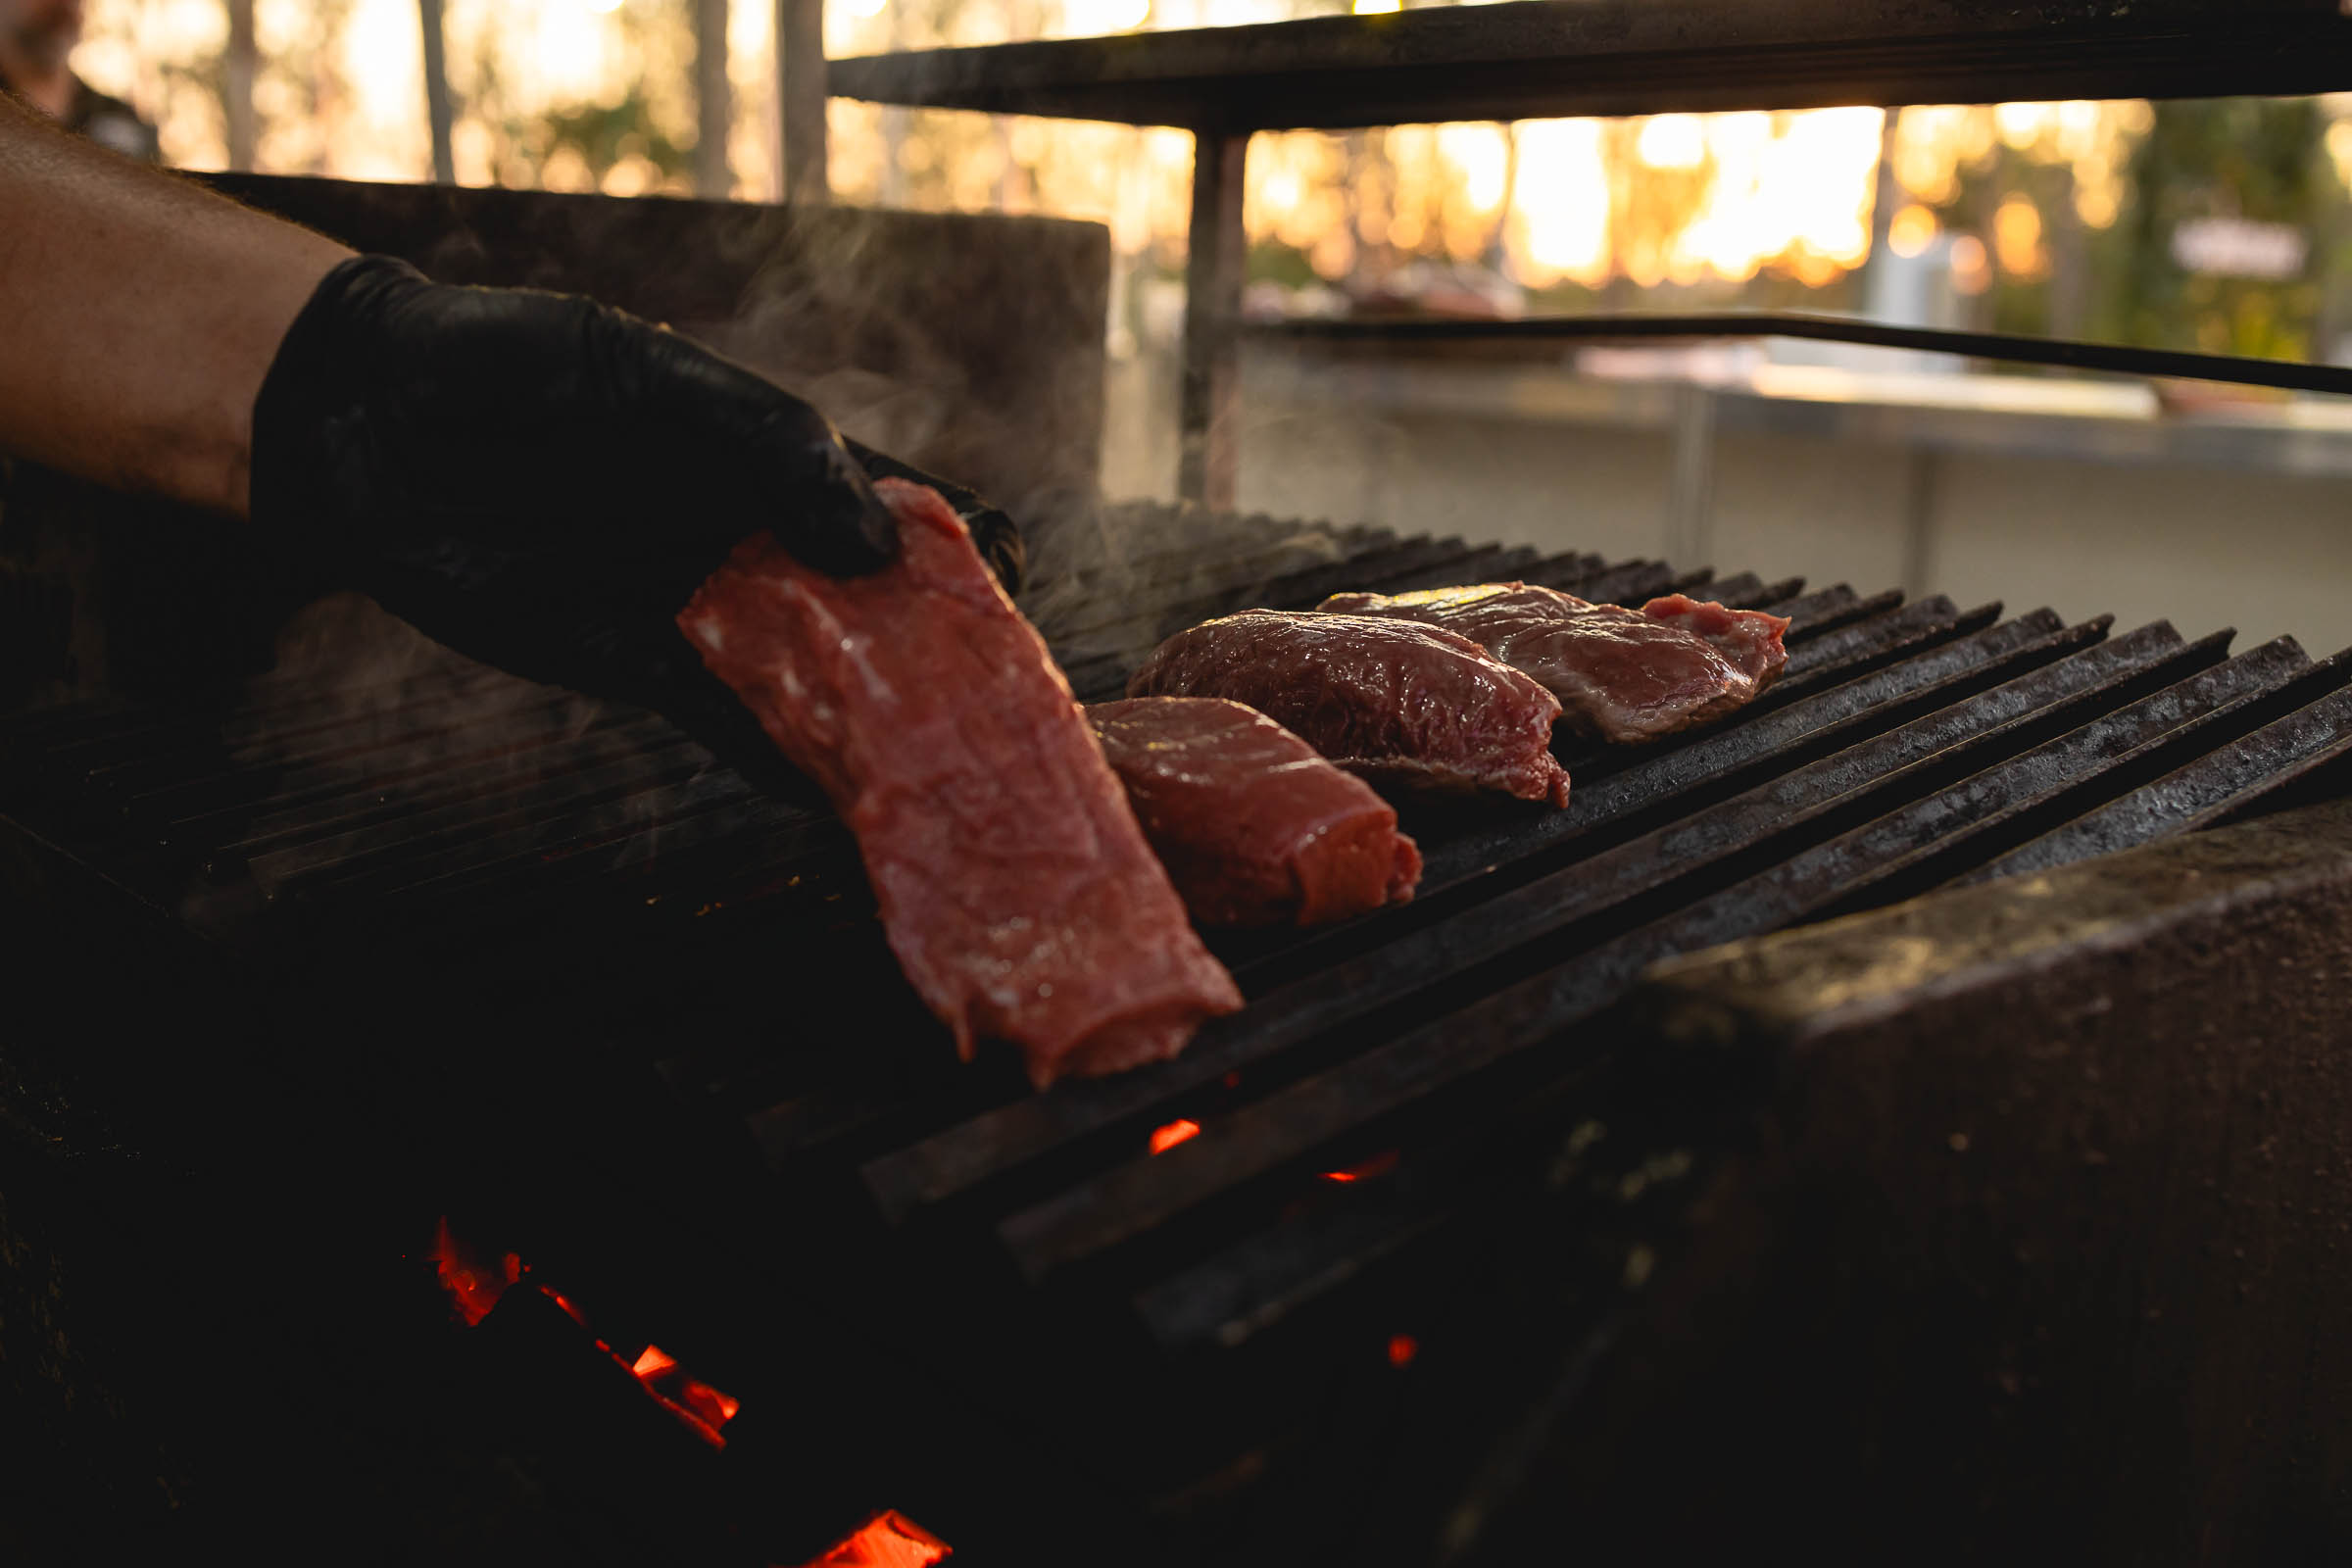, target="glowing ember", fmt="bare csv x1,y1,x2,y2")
429,1215,520,1327
634,1343,745,1438
542,1288,592,1330
1148,1118,1201,1154
799,1510,953,1567
428,1218,742,1447
1322,1151,1400,1185
1388,1334,1419,1368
